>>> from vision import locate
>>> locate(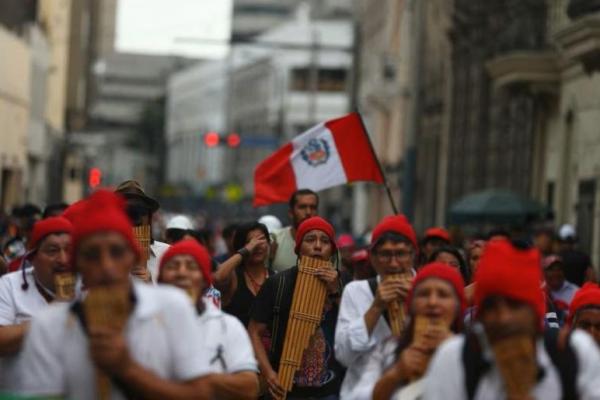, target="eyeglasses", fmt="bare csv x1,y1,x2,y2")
375,250,413,262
